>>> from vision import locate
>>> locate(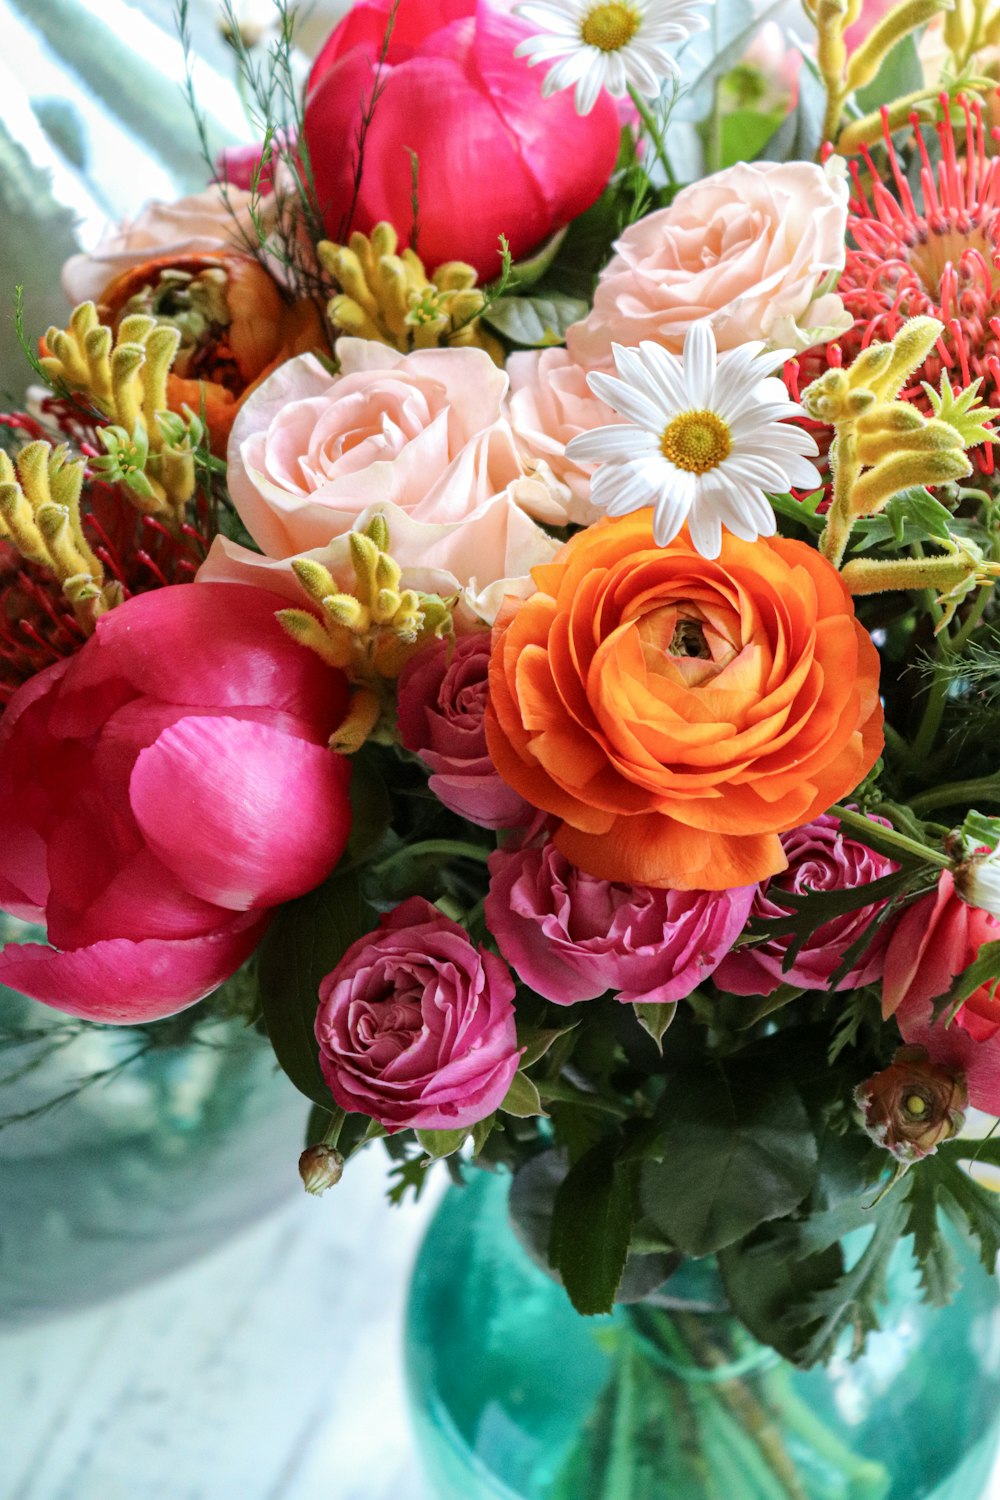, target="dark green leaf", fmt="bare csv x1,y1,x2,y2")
346,753,392,865
632,1003,675,1053
904,1167,962,1306
483,292,589,347
718,1226,845,1364
257,867,376,1109
929,939,1000,1023
518,1023,579,1070
639,1057,818,1256
501,1070,548,1118
549,1139,635,1314
471,1113,496,1157
508,226,568,289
